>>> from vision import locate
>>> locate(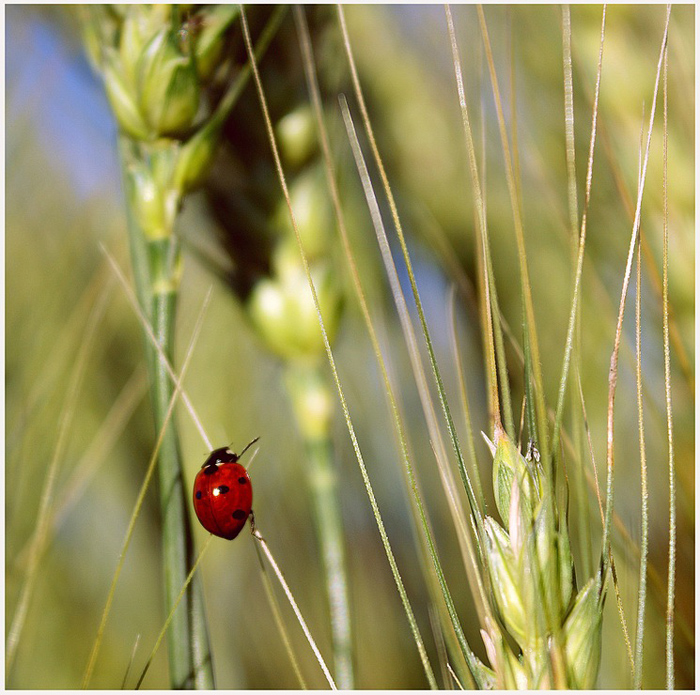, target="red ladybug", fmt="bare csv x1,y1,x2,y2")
192,438,258,540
